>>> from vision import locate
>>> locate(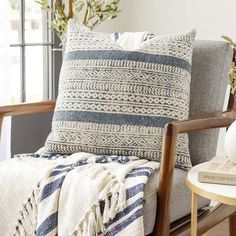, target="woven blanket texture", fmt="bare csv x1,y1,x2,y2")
0,151,159,236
